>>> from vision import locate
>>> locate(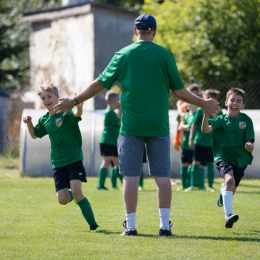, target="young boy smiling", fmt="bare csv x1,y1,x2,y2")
201,88,255,228
23,80,100,232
